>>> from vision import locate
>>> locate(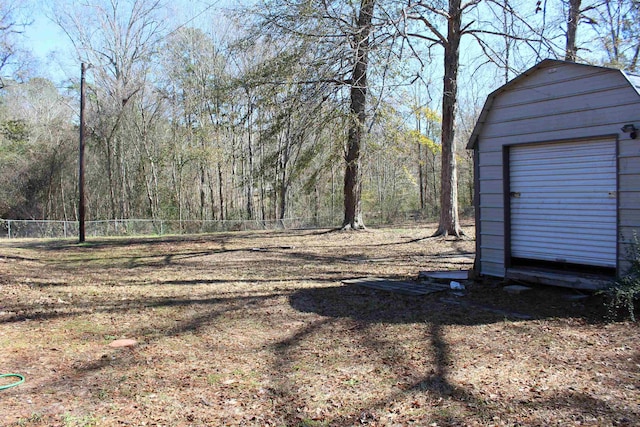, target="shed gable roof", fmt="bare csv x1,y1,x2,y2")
466,59,640,149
